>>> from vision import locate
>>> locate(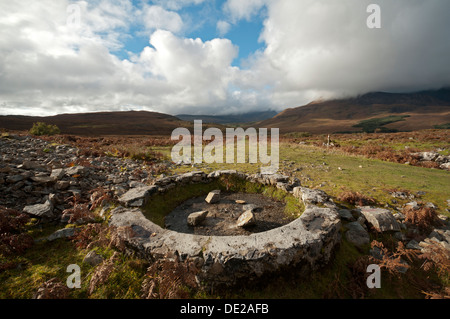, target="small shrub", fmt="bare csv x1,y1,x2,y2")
338,191,377,206
0,206,34,256
419,242,450,278
62,196,94,225
88,253,119,295
403,203,441,233
89,187,113,212
33,278,70,299
141,254,199,299
71,223,110,250
71,223,134,253
370,240,417,277
418,242,450,299
29,122,61,136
